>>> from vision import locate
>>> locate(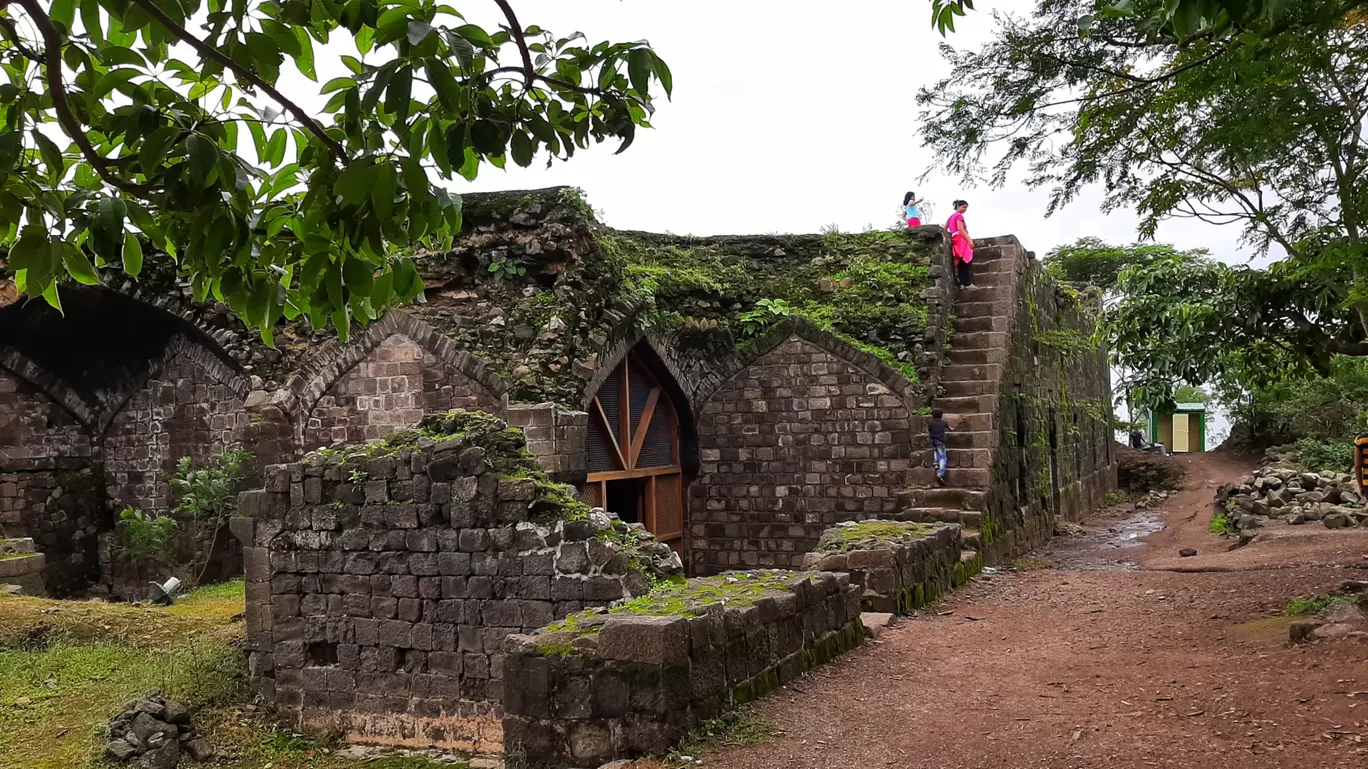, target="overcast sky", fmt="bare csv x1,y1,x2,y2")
432,0,1269,267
